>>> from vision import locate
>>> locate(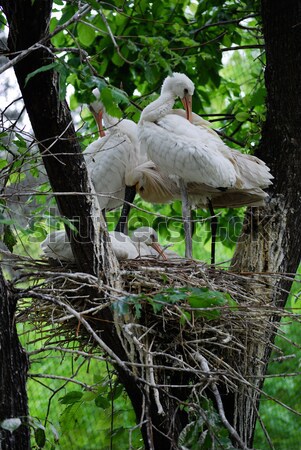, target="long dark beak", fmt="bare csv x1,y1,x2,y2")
115,185,136,233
